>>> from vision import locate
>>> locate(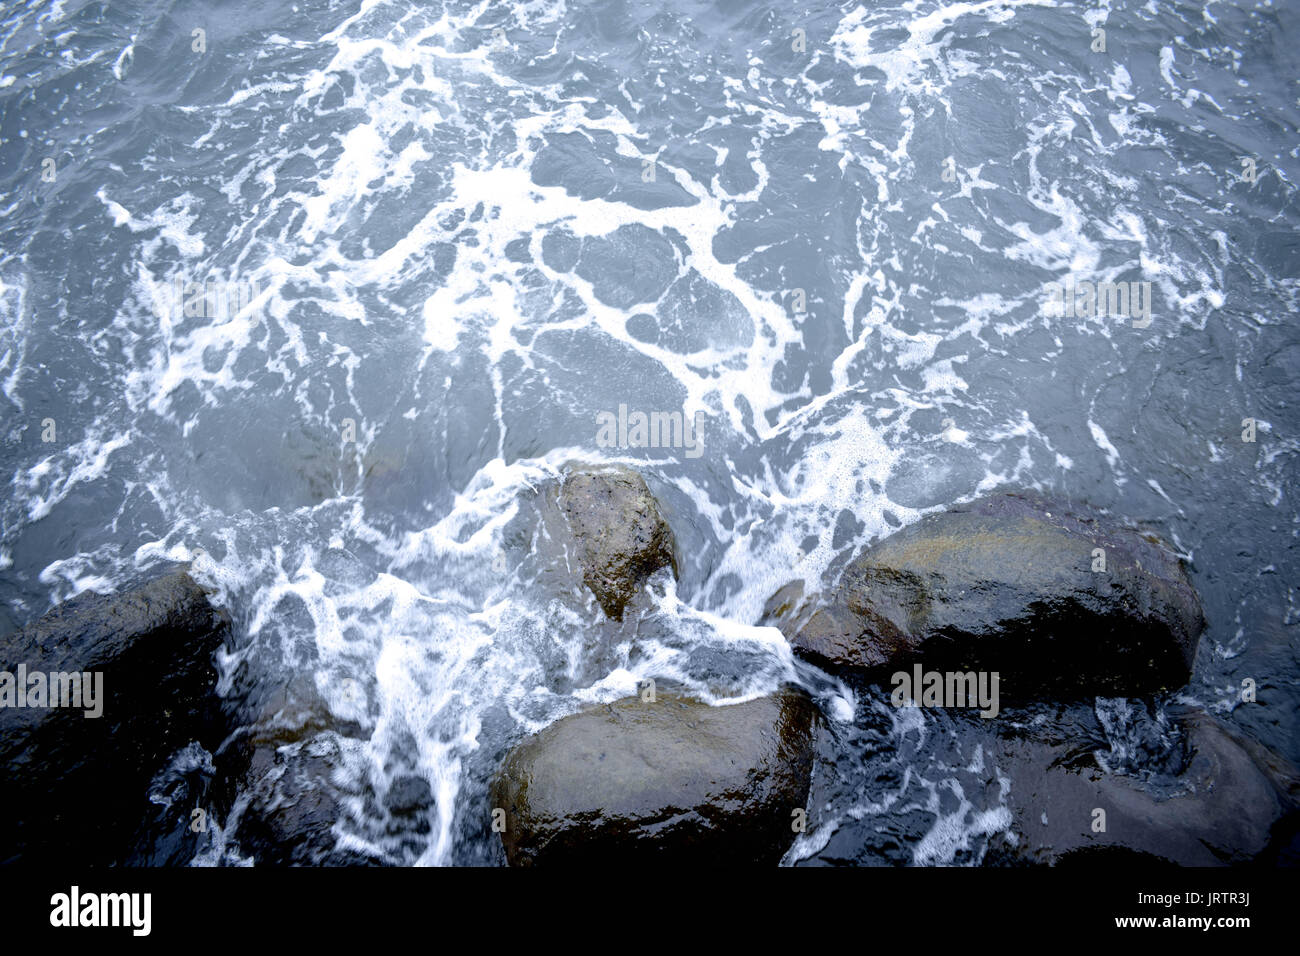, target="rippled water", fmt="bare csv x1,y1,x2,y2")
1,0,1296,865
